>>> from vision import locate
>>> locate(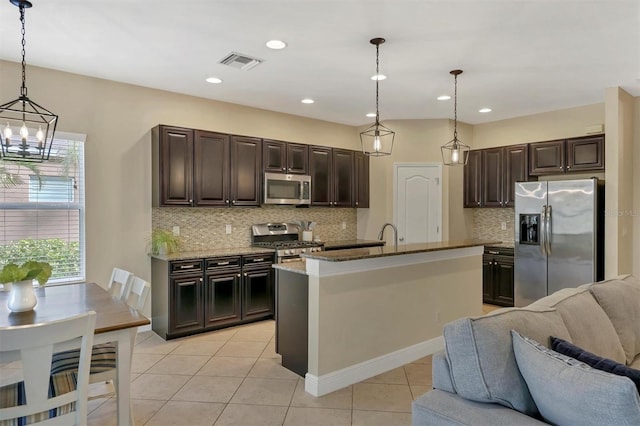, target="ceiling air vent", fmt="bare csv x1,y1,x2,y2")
218,52,264,71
